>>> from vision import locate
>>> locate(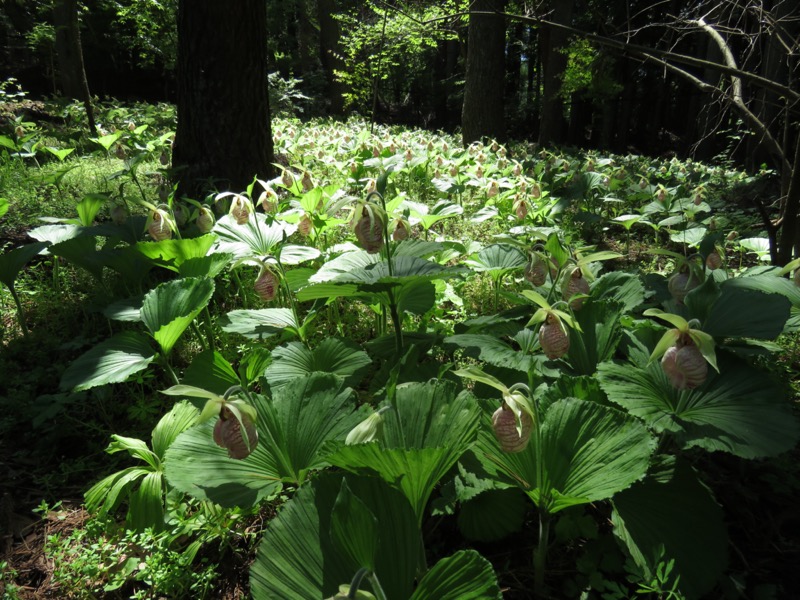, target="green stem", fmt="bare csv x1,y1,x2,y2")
388,295,403,355
533,511,551,596
367,572,389,600
231,269,248,309
347,568,369,599
160,355,181,386
190,320,207,352
8,285,29,337
203,306,216,352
